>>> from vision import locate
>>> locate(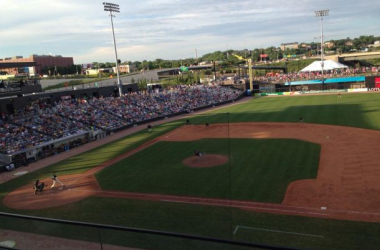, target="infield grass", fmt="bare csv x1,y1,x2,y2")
96,139,320,203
